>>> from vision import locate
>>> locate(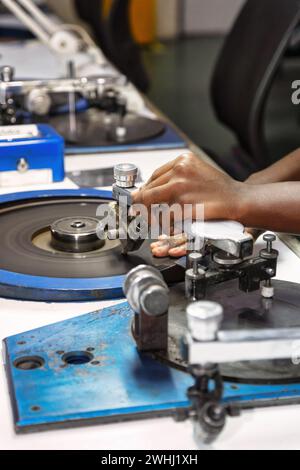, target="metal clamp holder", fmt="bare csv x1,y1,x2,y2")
123,265,169,352
183,299,300,444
